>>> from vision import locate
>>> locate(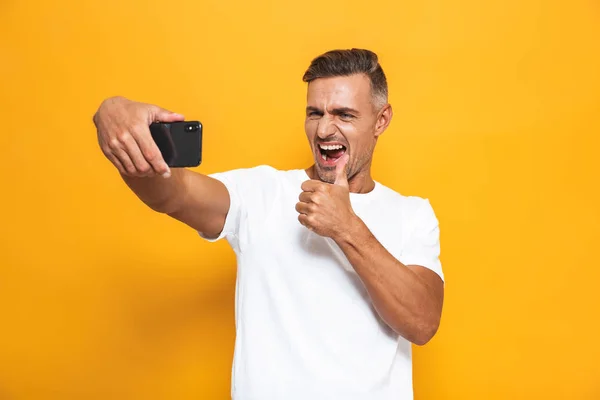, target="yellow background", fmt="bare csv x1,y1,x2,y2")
1,0,599,398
